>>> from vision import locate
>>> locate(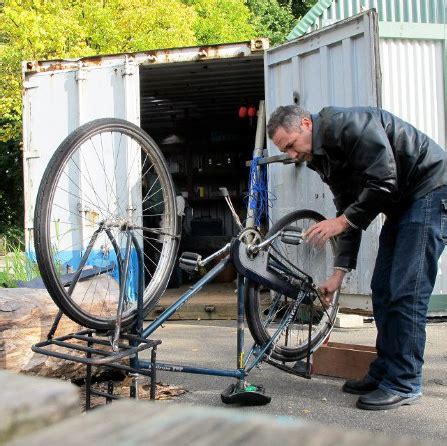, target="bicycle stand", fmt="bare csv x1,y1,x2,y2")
32,325,161,410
